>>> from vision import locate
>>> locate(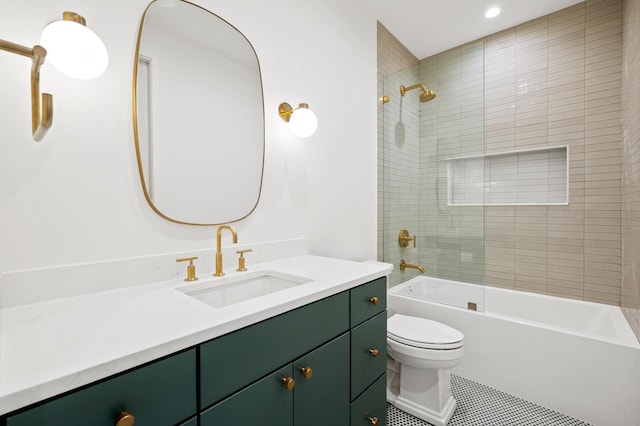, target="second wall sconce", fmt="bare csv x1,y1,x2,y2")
278,102,318,138
0,11,108,141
